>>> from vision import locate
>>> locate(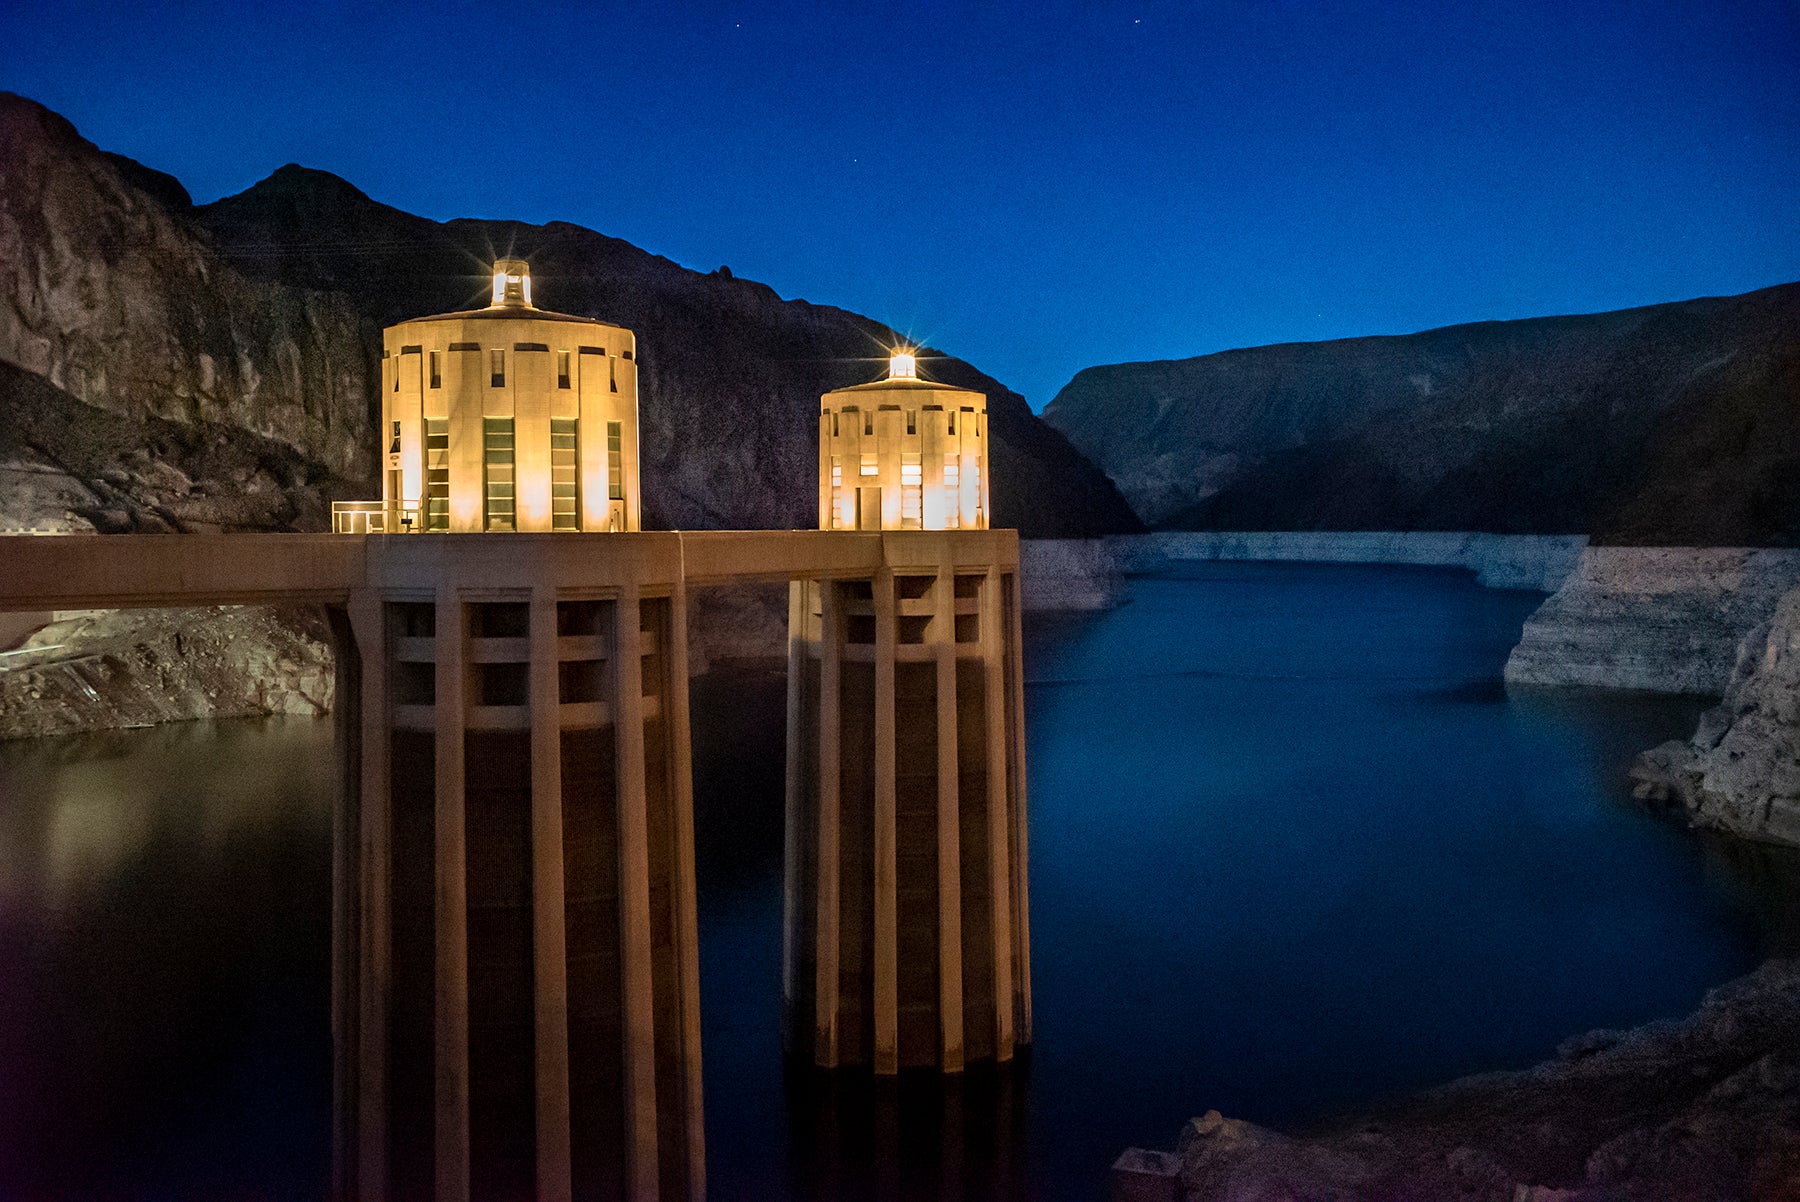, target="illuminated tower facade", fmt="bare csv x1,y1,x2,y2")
341,259,641,534
330,264,700,1201
817,351,990,532
784,352,1031,1076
